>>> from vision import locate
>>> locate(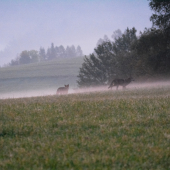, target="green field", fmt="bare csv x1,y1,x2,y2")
0,57,84,95
1,86,170,169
